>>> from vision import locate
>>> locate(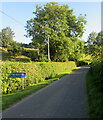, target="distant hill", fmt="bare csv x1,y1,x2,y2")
0,47,31,62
